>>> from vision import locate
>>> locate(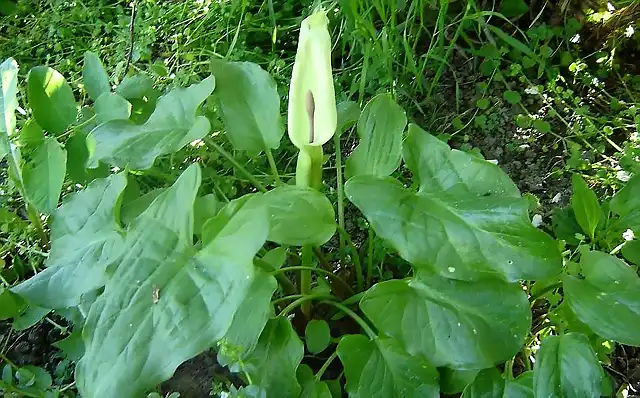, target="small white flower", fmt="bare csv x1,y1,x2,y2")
551,193,562,203
524,86,539,95
625,25,635,38
532,214,543,227
617,170,631,182
570,34,581,43
623,229,635,241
